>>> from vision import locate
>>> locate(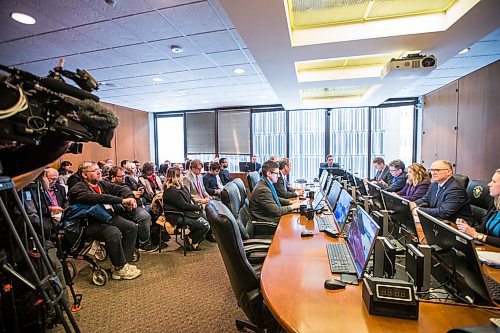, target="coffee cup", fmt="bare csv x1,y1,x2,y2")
299,204,307,216
306,208,315,220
